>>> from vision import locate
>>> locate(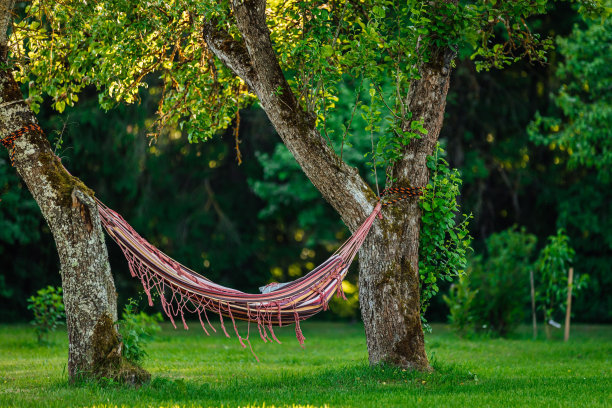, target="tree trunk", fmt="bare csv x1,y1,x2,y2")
0,7,147,382
204,1,456,371
359,221,429,370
